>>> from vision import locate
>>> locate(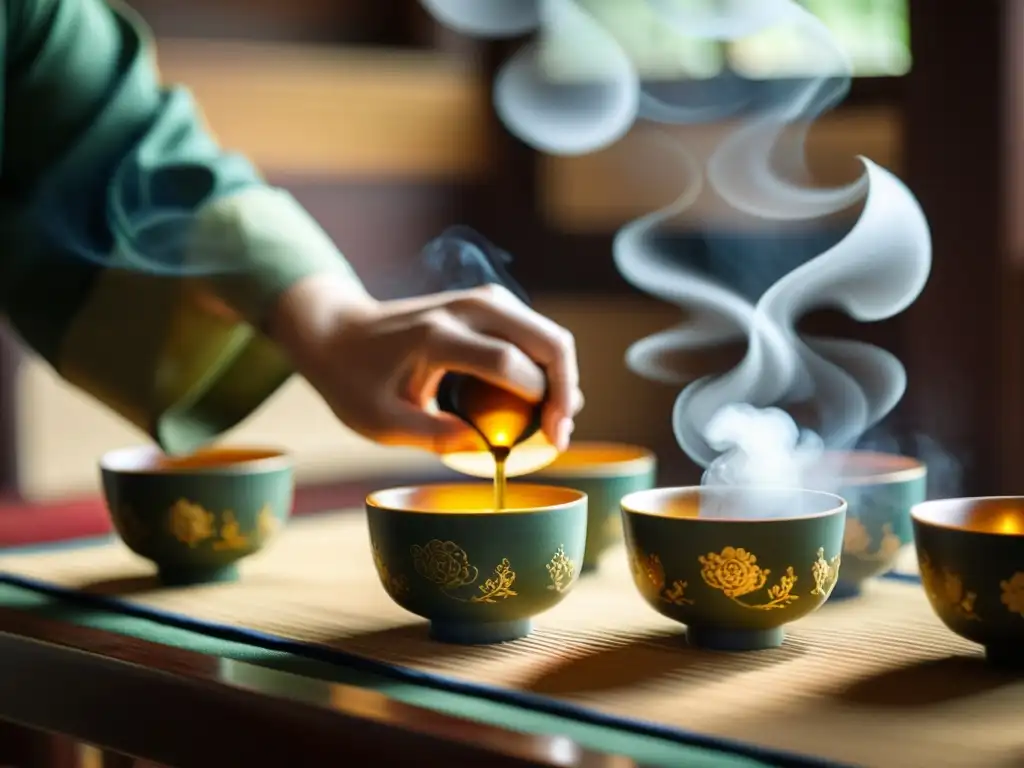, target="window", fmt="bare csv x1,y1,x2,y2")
542,0,910,81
